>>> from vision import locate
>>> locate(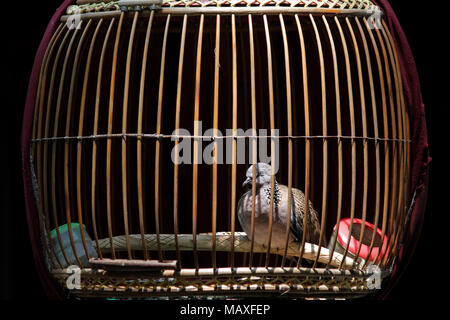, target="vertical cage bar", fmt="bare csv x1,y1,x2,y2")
52,26,84,267
380,23,404,268
138,11,155,261
248,14,258,268
43,27,72,267
310,14,328,268
348,17,369,263
91,18,116,260
64,20,92,266
229,14,238,268
262,14,276,268
294,14,310,268
361,17,383,268
192,14,205,270
106,12,125,260
155,14,171,262
337,17,356,270
34,23,65,270
377,24,397,266
372,25,392,267
173,13,187,268
121,12,139,260
279,14,293,268
322,15,343,269
211,14,221,269
53,25,82,267
76,19,104,263
383,22,408,264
